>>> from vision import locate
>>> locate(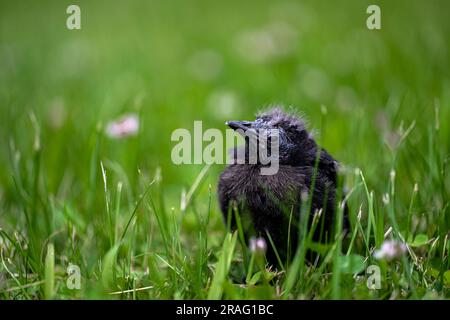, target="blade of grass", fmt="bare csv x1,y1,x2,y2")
207,232,238,300
44,243,55,300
